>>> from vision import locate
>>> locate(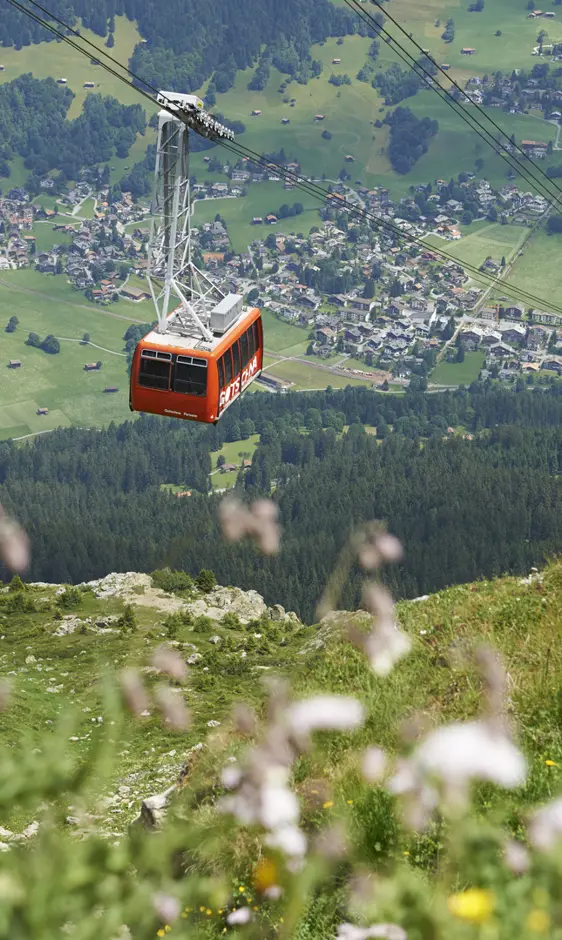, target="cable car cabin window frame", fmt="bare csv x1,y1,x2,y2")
247,323,256,360
172,355,208,398
232,338,241,377
139,350,172,391
220,348,233,388
240,329,249,368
